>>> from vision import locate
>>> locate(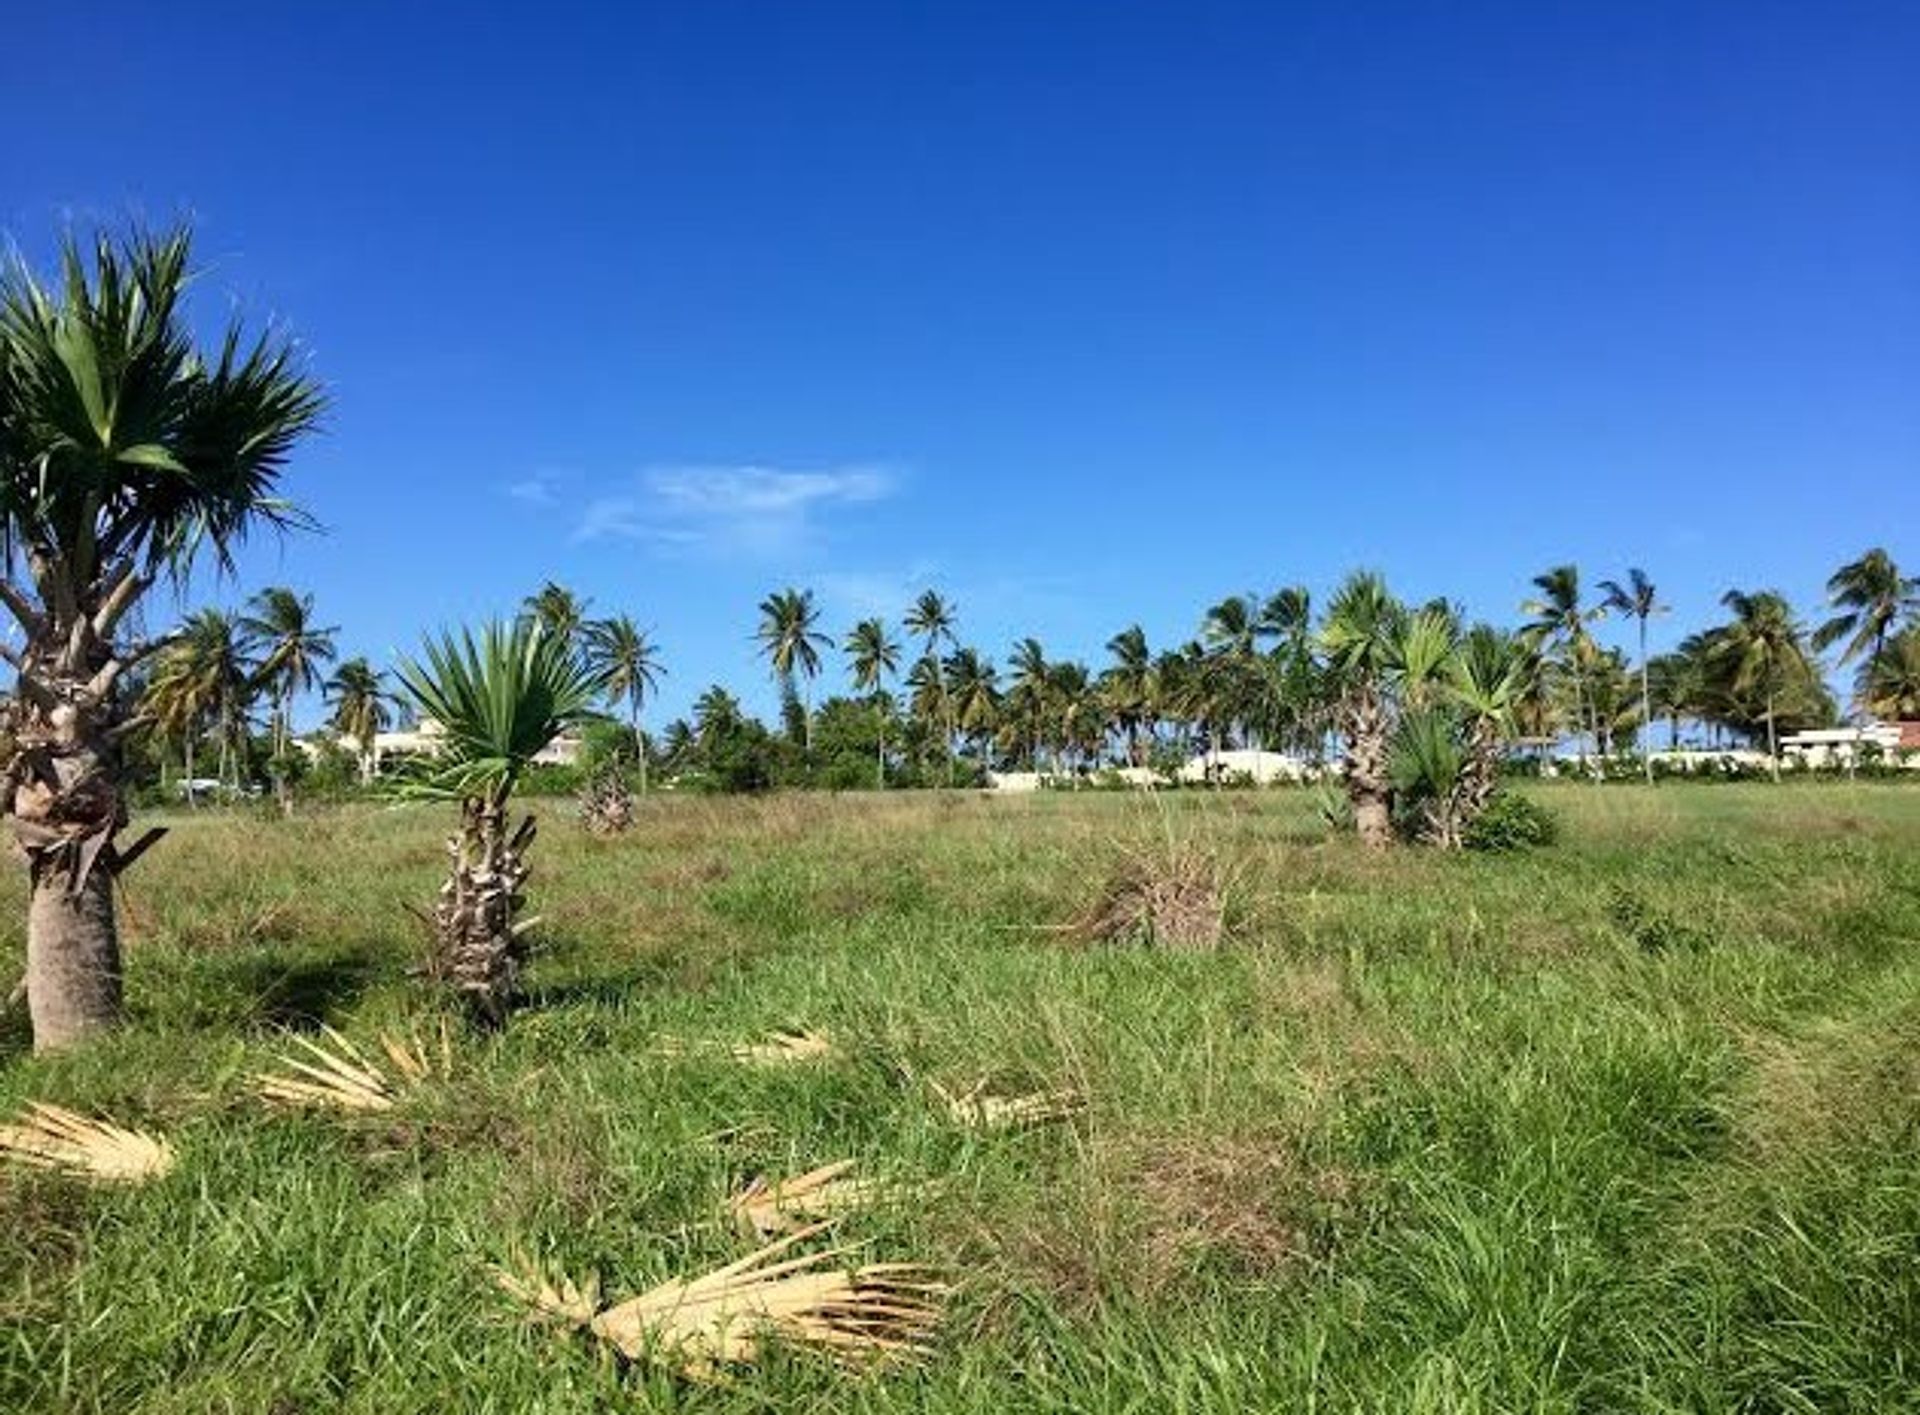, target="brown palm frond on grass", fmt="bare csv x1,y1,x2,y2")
0,1103,176,1183
1068,837,1228,951
253,1022,452,1113
728,1160,932,1237
929,1078,1084,1131
654,1027,835,1066
492,1222,947,1381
